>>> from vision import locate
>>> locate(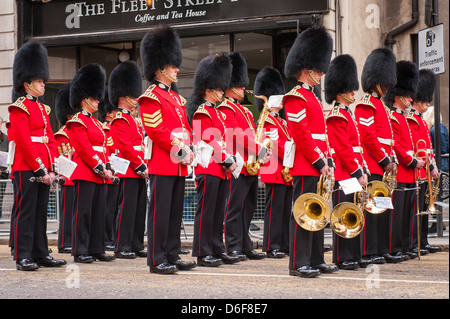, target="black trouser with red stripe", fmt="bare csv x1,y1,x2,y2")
12,171,50,261
192,174,229,257
72,180,106,256
114,177,147,253
9,176,19,250
58,185,74,250
224,174,258,253
147,174,185,267
390,182,415,253
411,182,430,249
289,175,325,269
262,183,292,253
332,185,362,263
360,173,390,257
104,183,120,247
